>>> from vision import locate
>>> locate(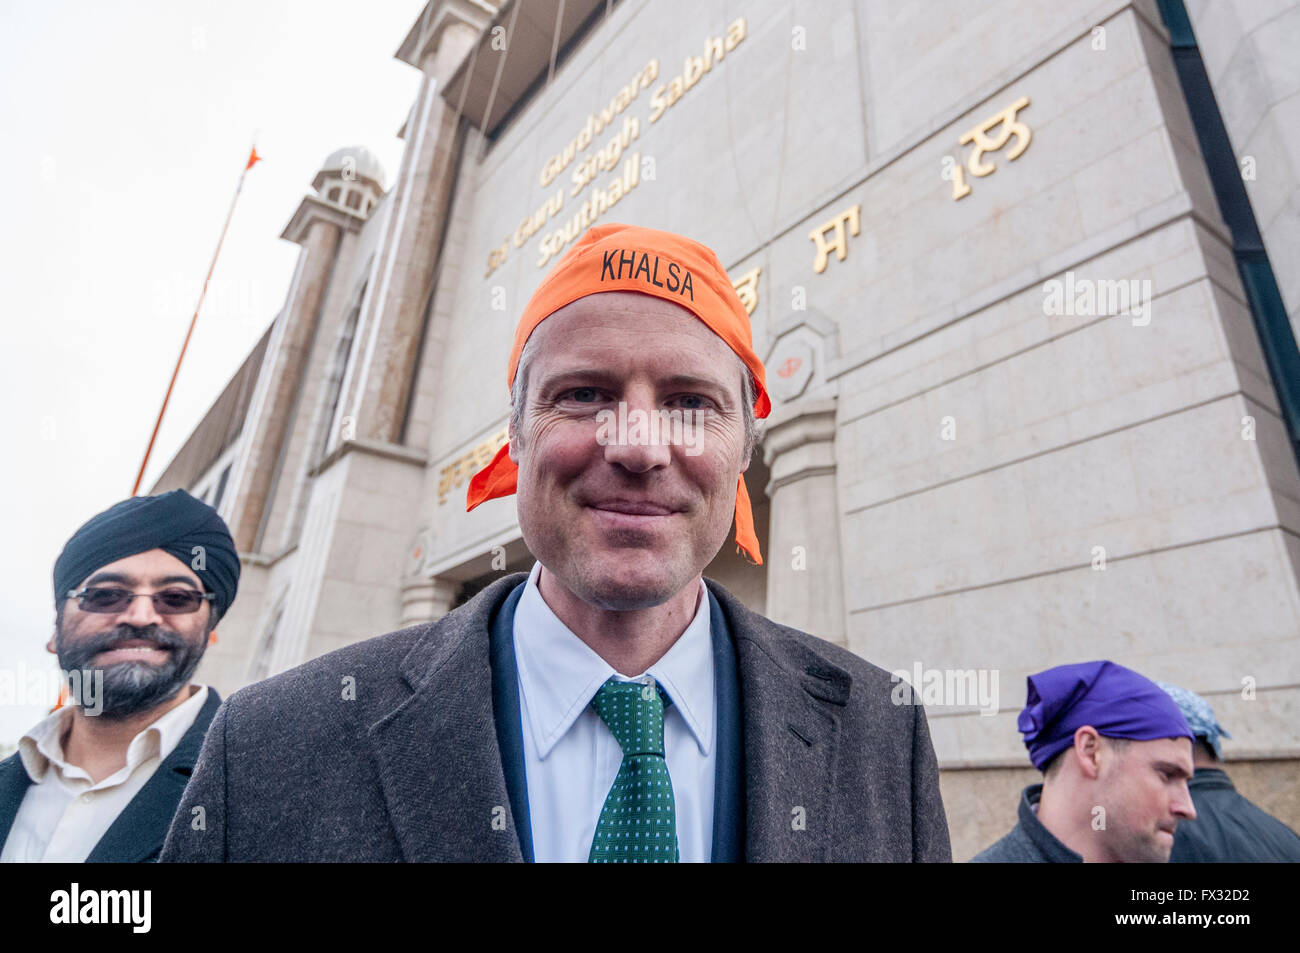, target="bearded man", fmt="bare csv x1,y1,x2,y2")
0,490,238,862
